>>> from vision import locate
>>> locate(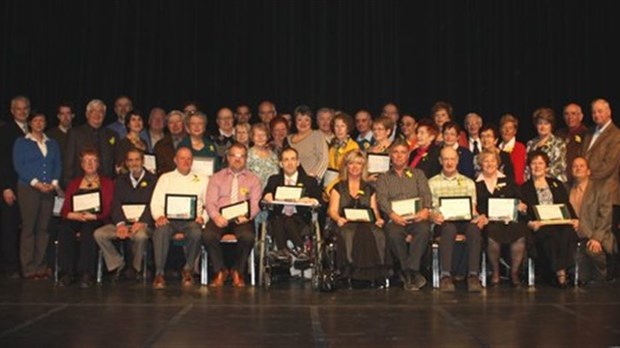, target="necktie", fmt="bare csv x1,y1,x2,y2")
472,140,480,155
230,173,239,203
283,178,295,216
22,123,28,134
